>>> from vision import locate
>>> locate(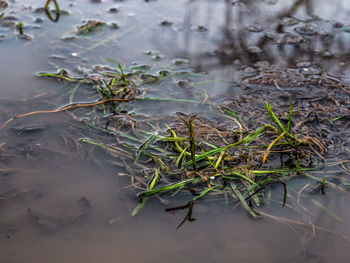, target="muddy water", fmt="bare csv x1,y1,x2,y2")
1,0,350,262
